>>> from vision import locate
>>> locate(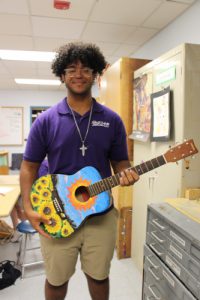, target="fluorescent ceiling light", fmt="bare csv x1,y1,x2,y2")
15,79,61,86
0,50,56,62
